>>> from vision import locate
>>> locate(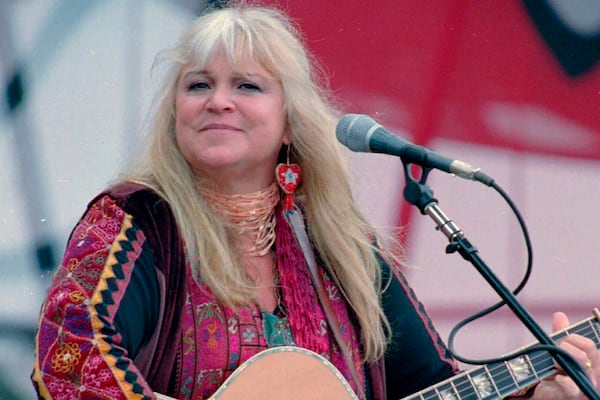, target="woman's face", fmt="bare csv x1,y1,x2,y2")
174,47,289,194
